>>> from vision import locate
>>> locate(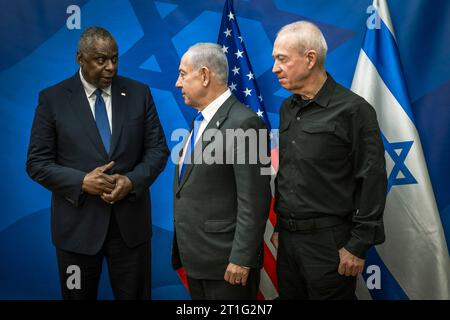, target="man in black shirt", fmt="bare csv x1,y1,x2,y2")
271,21,387,299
